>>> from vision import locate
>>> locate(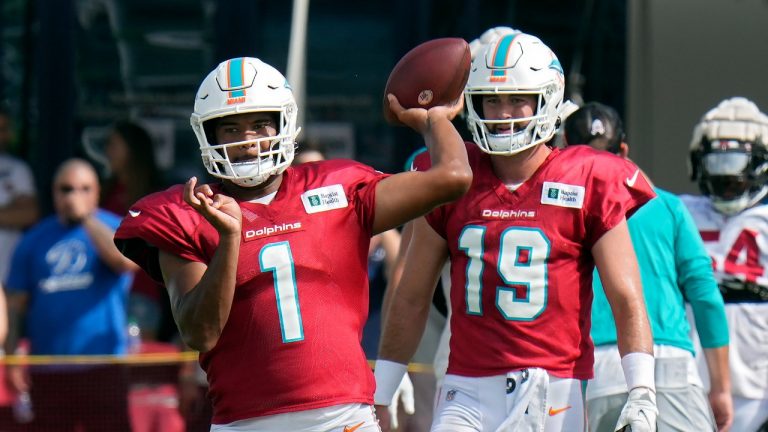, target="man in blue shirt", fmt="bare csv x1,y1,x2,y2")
4,158,137,431
564,102,732,432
